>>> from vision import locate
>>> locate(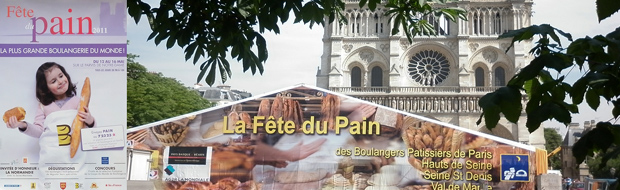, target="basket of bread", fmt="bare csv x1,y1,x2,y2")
151,122,189,146
401,116,464,181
